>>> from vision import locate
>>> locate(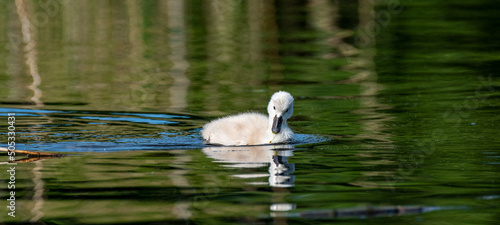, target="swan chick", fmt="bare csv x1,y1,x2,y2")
202,91,294,145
